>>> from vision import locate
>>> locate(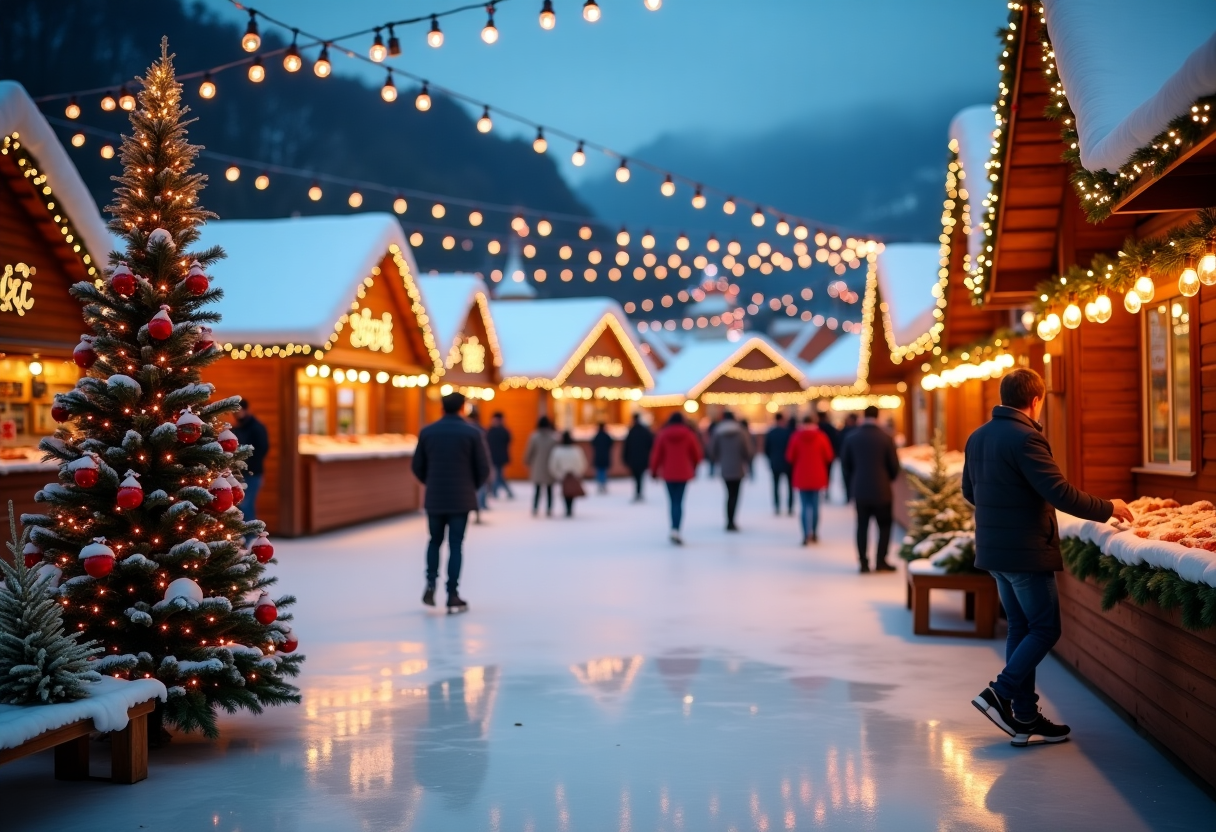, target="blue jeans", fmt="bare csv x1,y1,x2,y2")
990,570,1062,721
477,483,489,510
665,481,687,530
239,474,263,522
426,512,468,594
491,465,513,498
595,467,609,488
798,489,820,538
